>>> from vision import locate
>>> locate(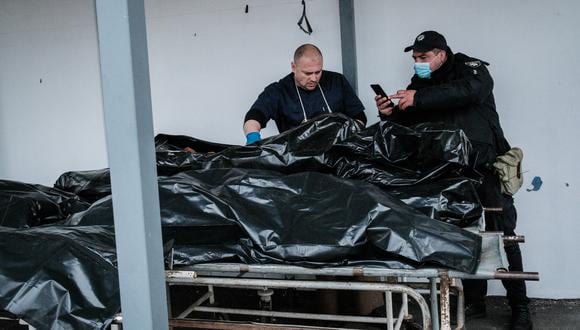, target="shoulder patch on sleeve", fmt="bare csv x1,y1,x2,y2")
465,60,482,68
